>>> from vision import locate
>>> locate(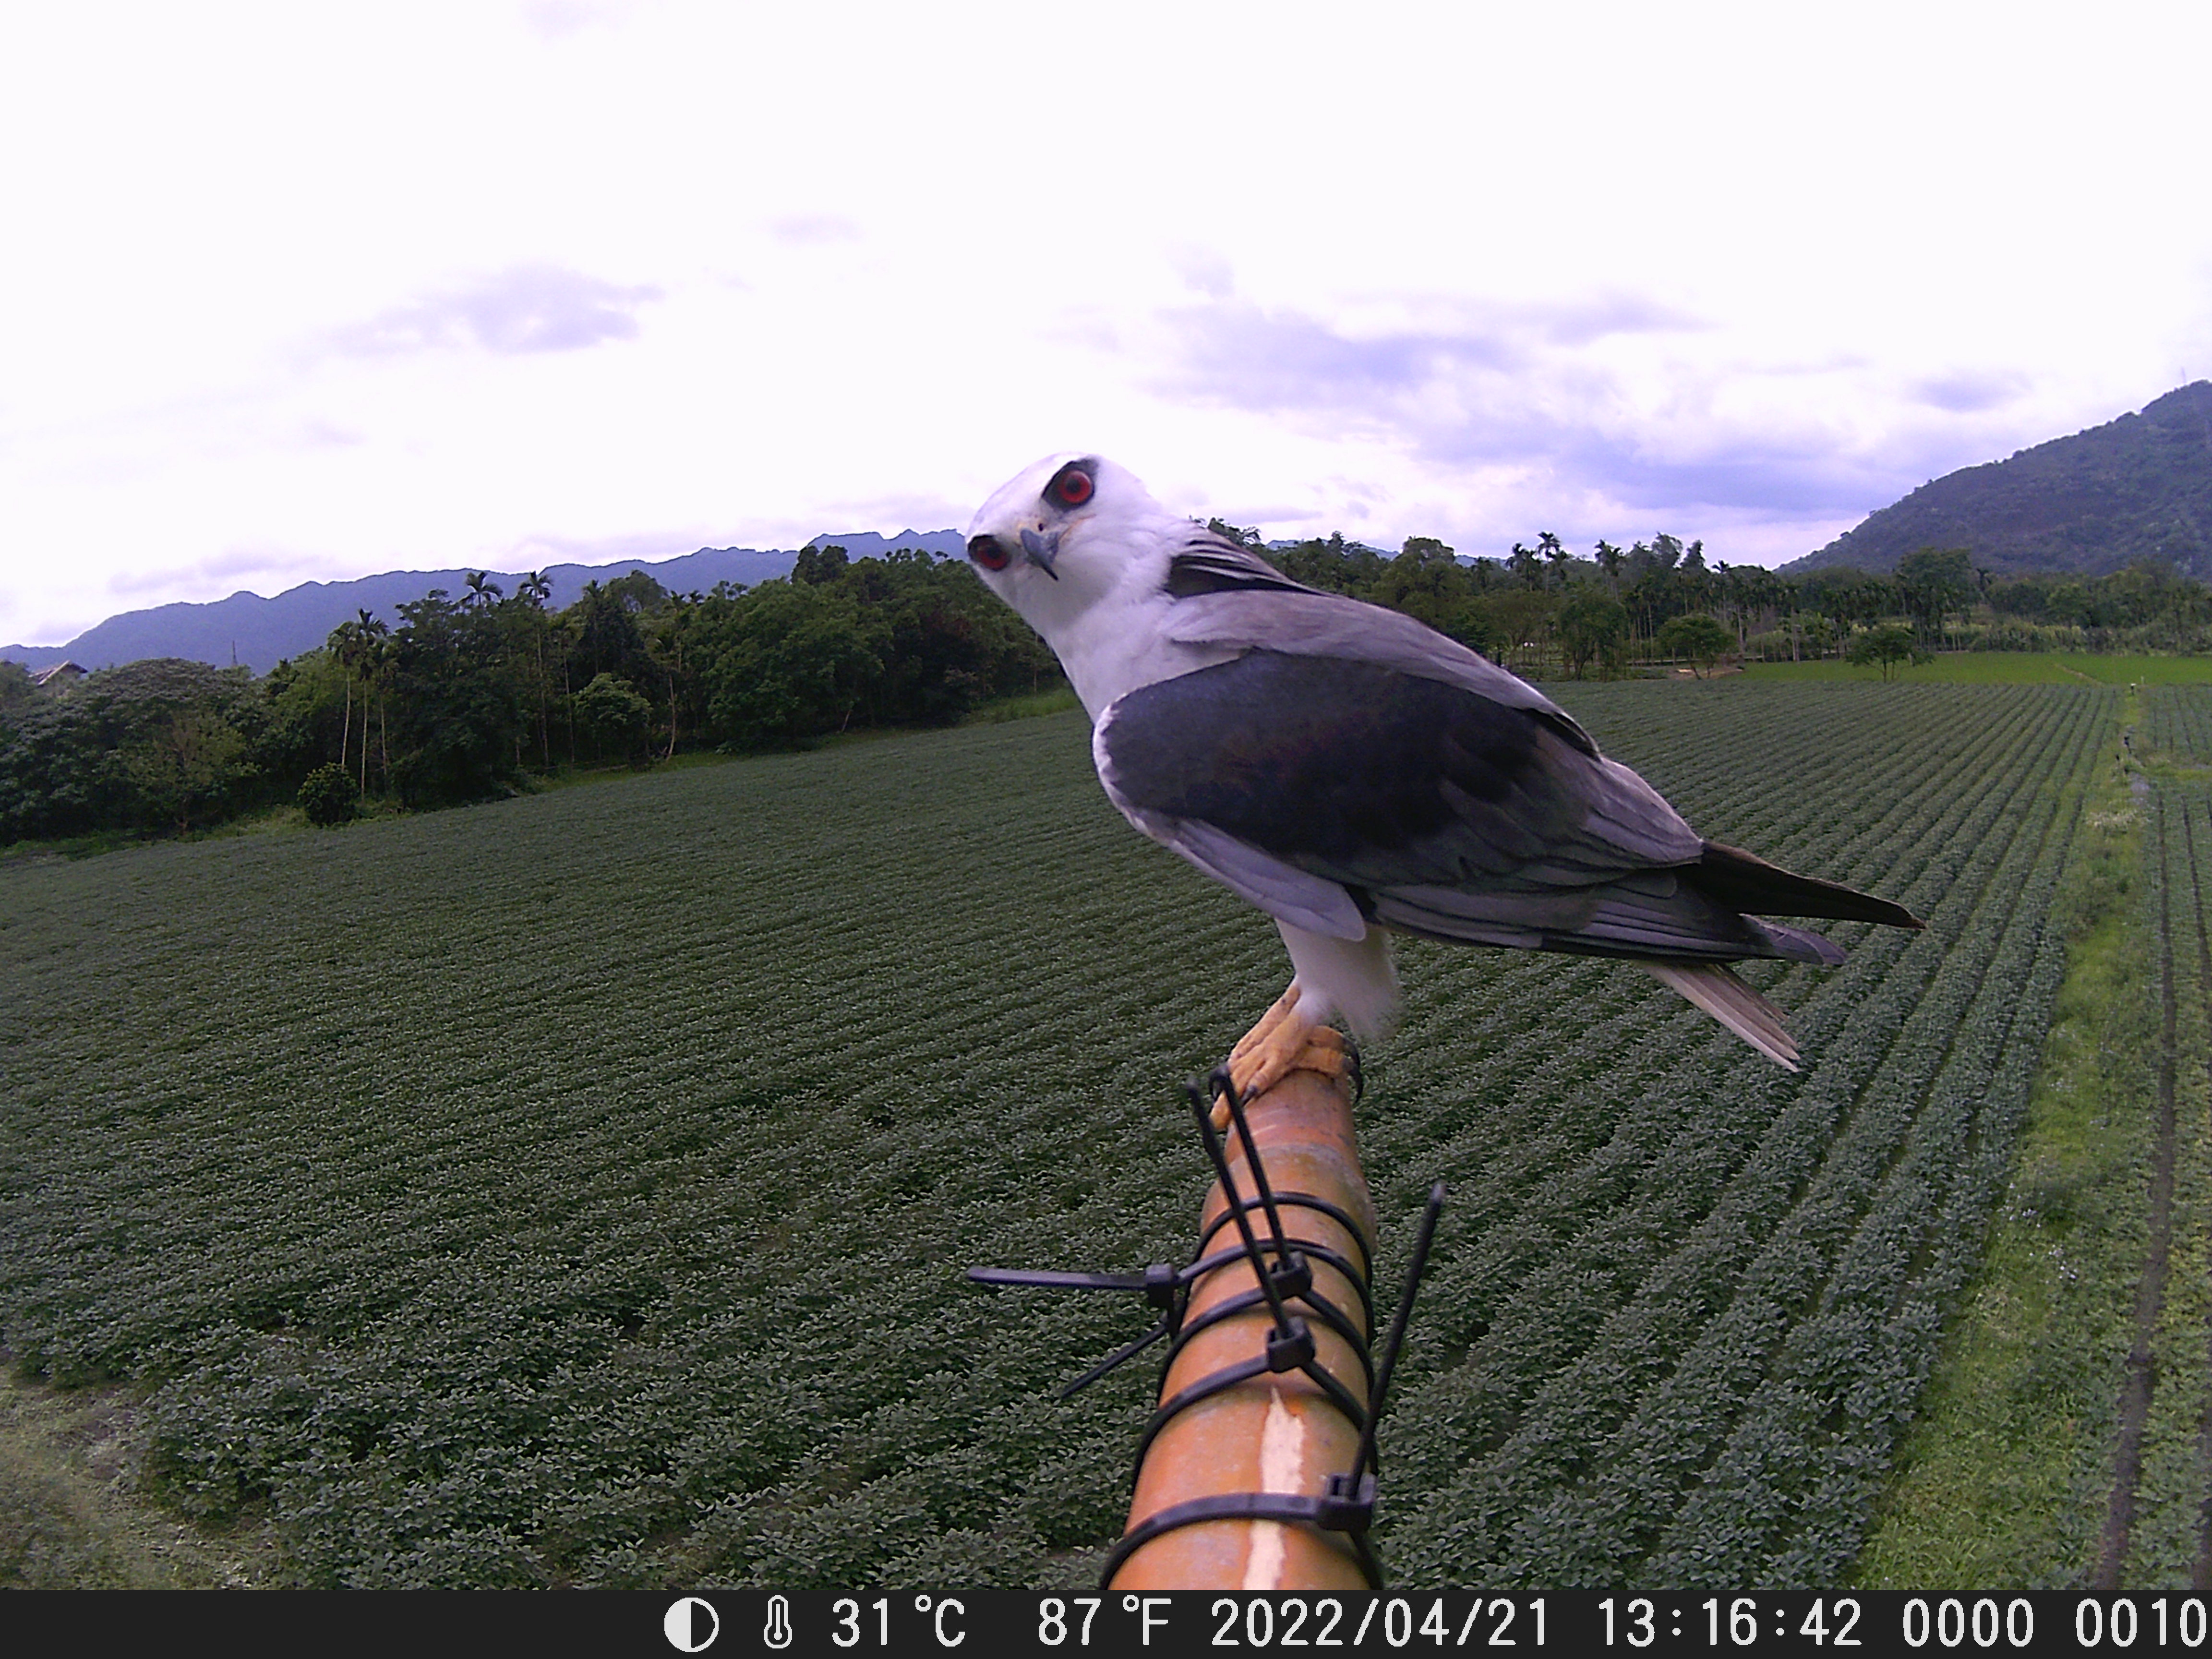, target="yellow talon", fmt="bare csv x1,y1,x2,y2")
1213,991,1350,1127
